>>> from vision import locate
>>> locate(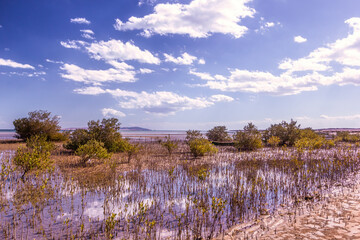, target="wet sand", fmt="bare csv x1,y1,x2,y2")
218,173,360,239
